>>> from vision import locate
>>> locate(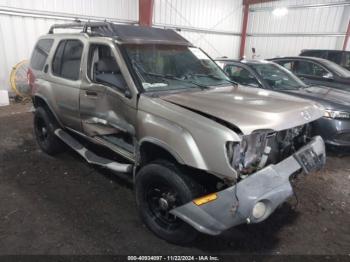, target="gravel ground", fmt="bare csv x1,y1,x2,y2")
0,103,349,256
